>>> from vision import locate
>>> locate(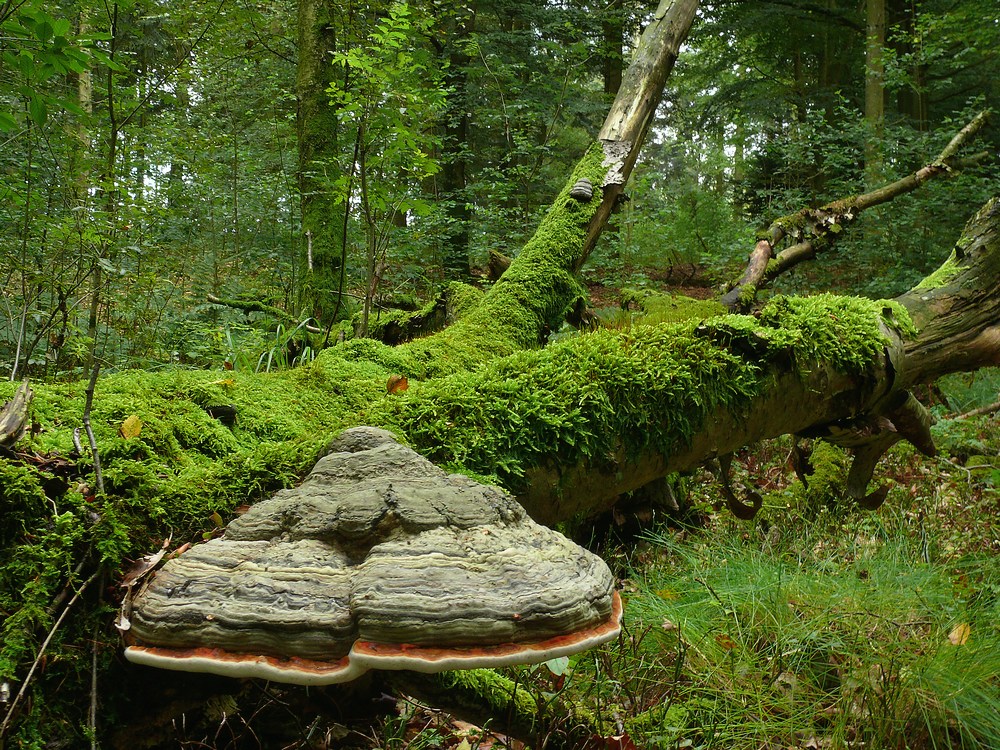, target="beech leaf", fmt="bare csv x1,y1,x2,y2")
544,655,570,675
120,536,172,589
119,414,142,439
387,374,409,394
948,622,970,646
